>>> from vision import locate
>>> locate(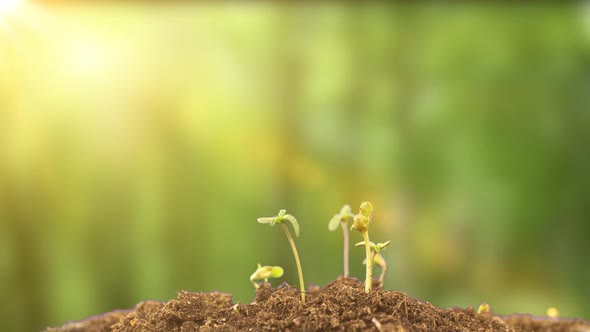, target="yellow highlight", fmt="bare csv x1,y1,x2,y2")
477,303,491,314
0,0,19,13
547,307,559,318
